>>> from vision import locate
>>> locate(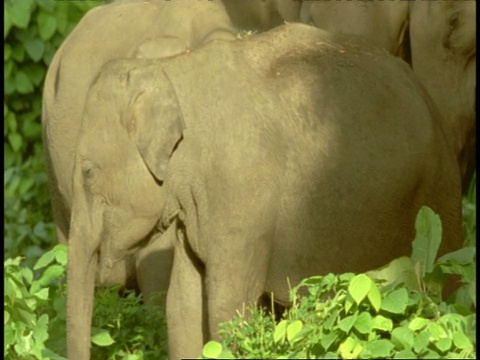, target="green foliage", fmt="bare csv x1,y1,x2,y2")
4,245,68,360
203,206,476,359
4,0,103,265
4,245,168,359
